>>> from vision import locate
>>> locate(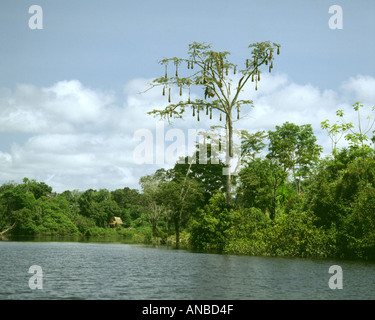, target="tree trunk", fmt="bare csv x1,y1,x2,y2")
0,222,16,237
271,189,277,221
152,221,158,236
225,114,233,208
225,173,232,208
174,218,180,249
